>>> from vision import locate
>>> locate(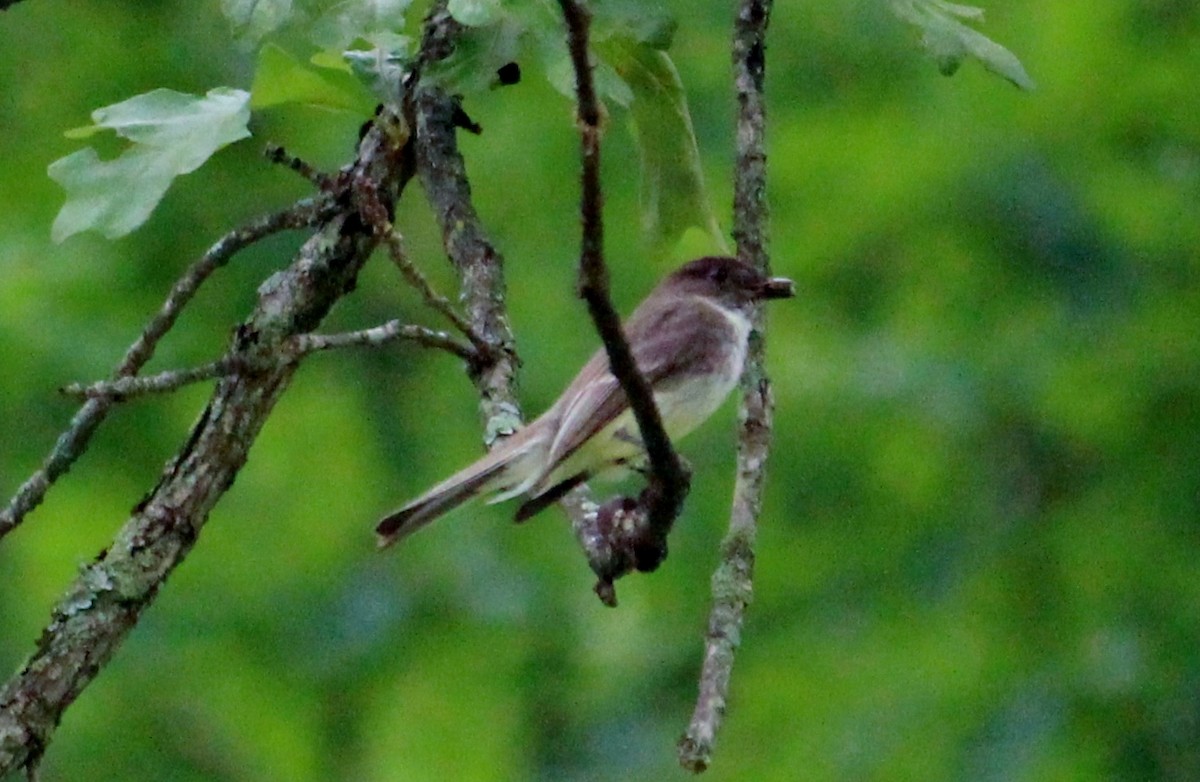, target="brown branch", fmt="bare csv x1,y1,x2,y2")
557,0,691,603
0,198,336,543
412,70,520,441
678,0,775,772
0,102,415,777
